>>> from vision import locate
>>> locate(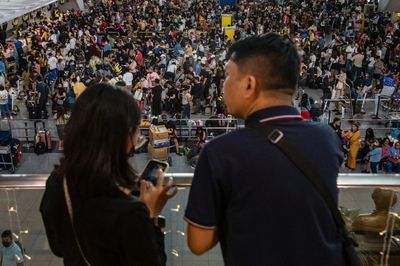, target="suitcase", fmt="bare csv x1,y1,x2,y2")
26,100,39,119
34,121,52,154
